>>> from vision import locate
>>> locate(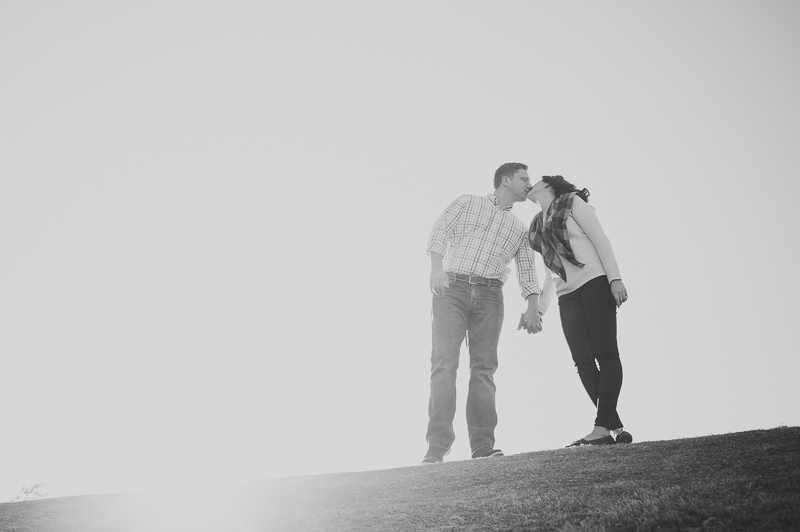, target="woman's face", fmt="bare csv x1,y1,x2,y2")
526,179,551,202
